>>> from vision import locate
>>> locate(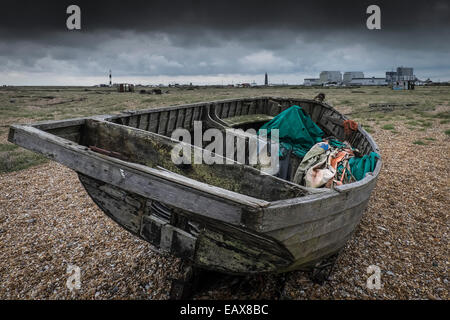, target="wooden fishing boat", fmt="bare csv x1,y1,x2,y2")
8,96,381,280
